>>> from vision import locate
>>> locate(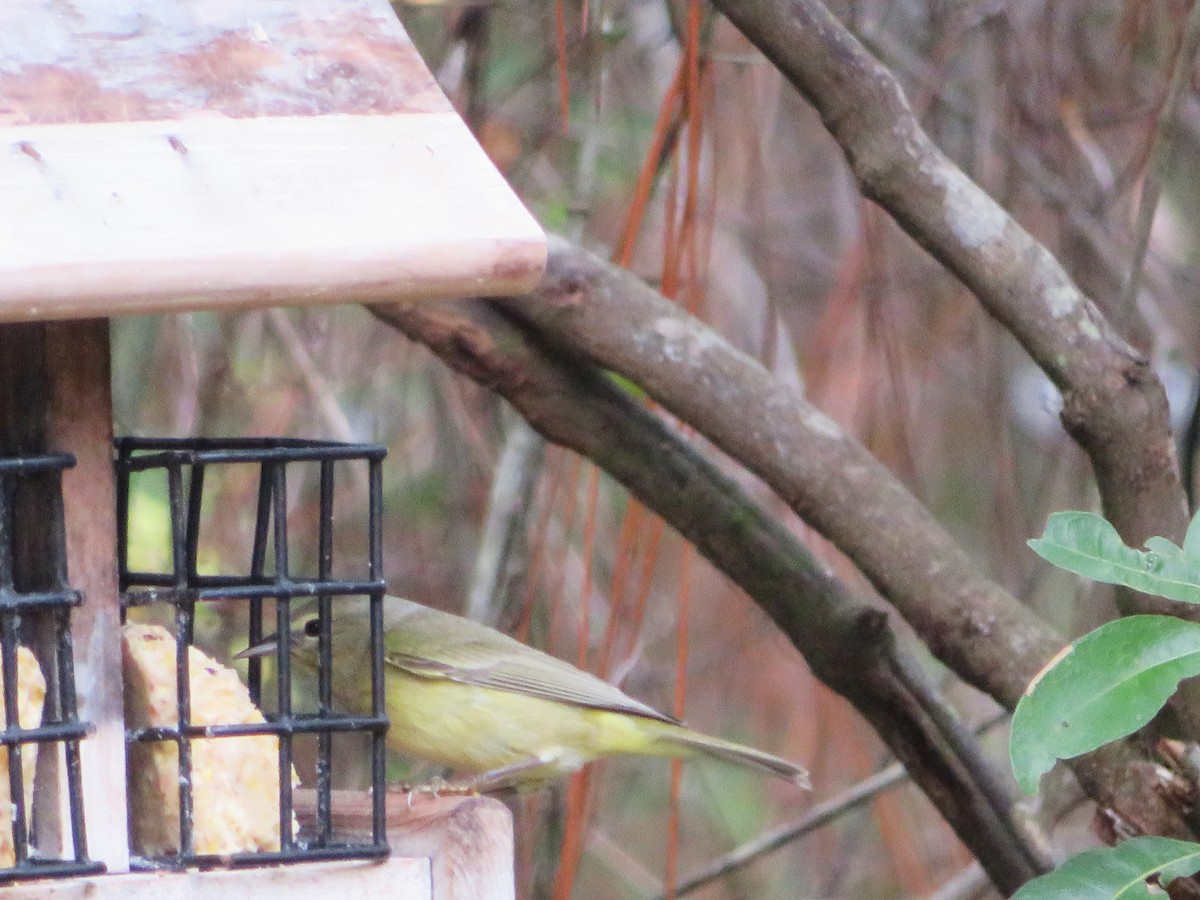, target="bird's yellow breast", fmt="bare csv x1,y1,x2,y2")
378,669,658,778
